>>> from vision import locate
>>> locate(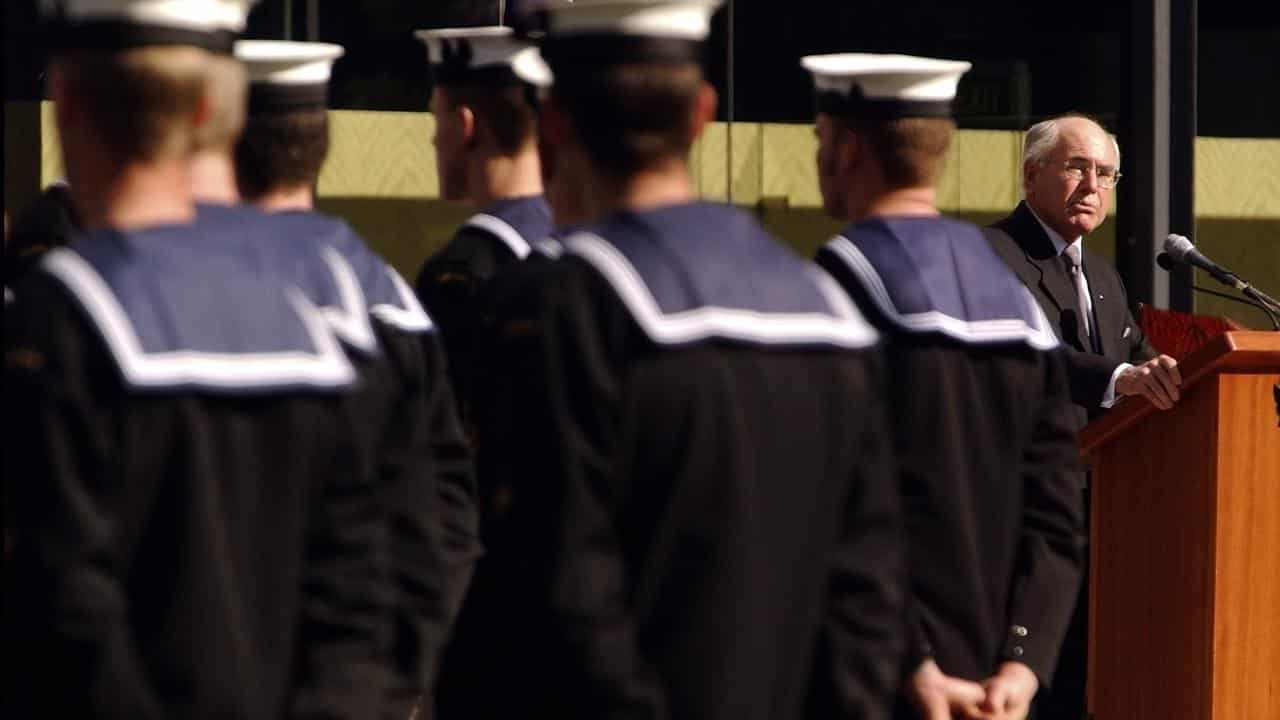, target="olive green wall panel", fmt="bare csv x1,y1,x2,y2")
1191,219,1280,328
8,101,1275,327
18,103,1280,217
318,110,439,198
4,102,43,220
1195,138,1280,219
315,196,472,282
